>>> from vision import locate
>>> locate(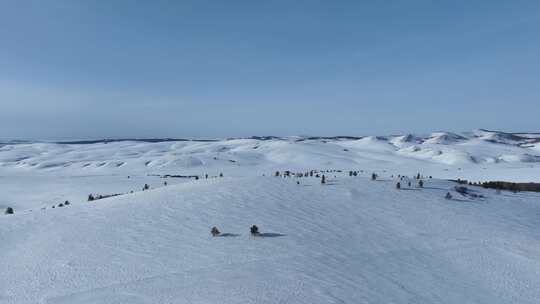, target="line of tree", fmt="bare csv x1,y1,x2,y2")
480,181,540,193
451,179,540,192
